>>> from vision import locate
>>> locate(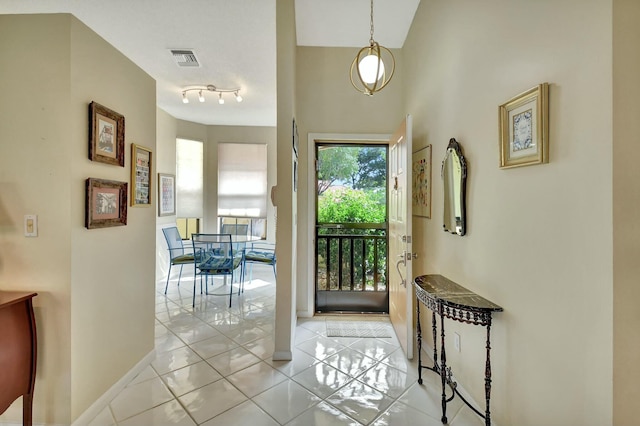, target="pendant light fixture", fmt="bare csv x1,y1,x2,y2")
350,0,395,96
